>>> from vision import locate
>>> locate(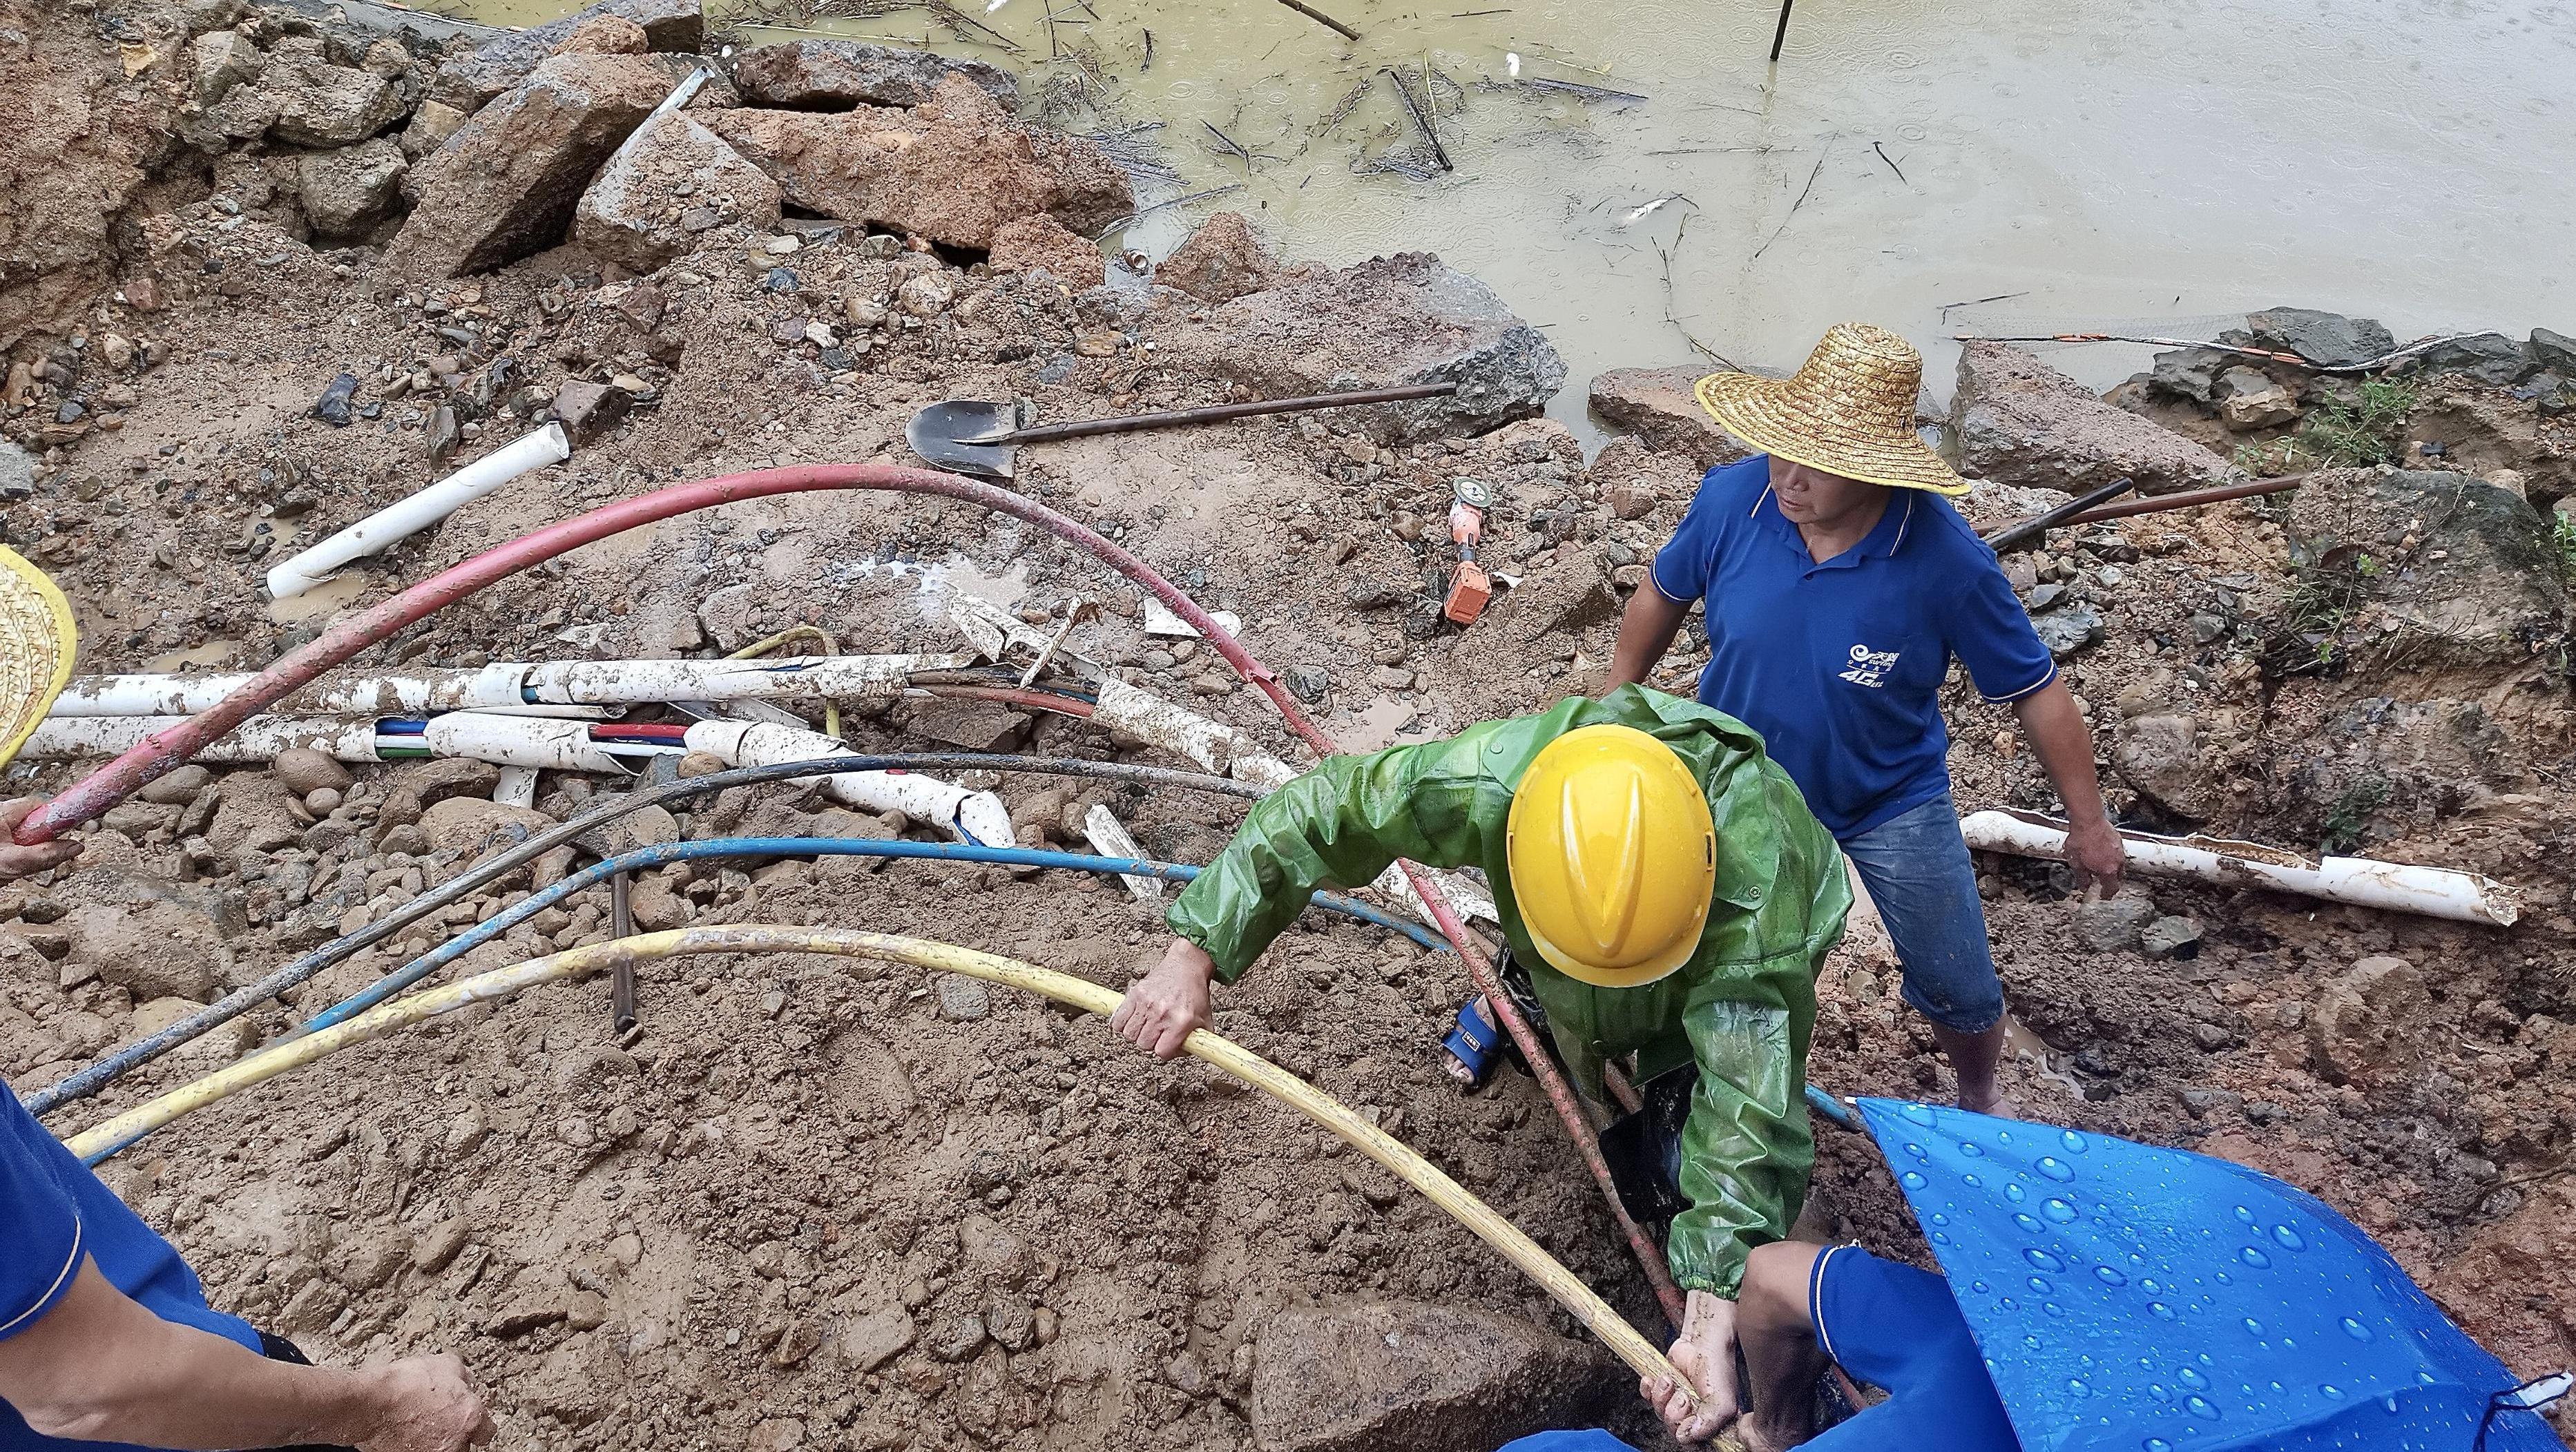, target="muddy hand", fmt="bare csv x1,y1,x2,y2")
0,800,81,883
1110,938,1216,1060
